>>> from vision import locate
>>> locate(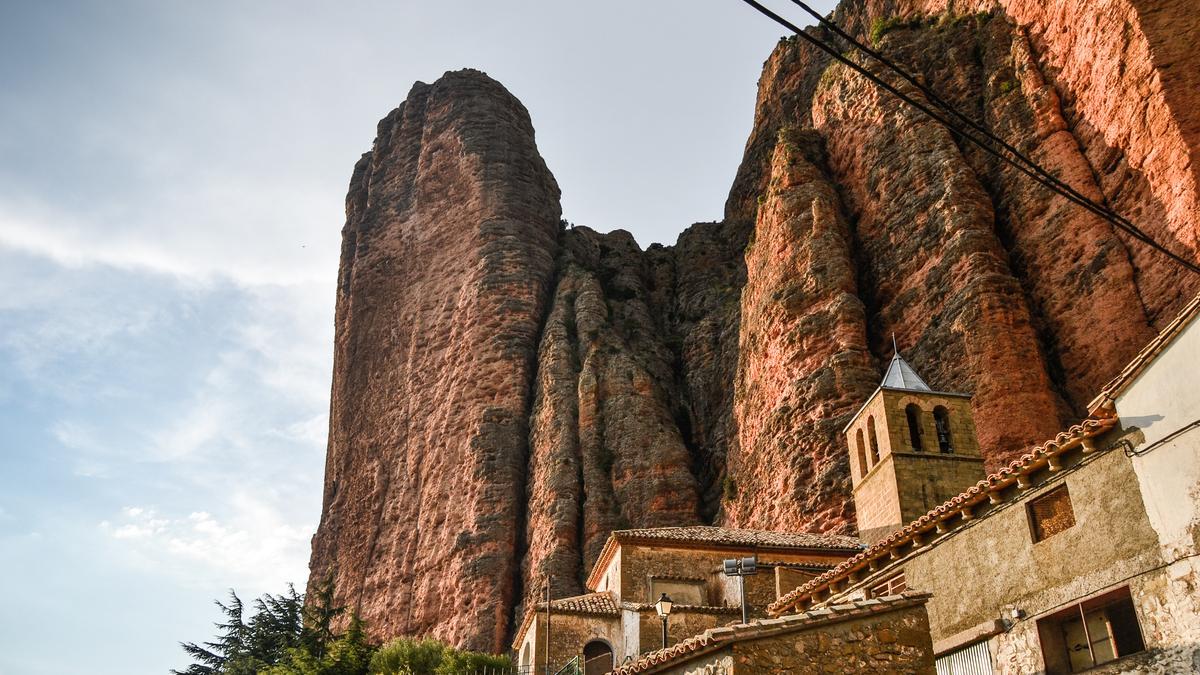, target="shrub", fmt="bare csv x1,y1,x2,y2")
370,638,447,675
369,637,512,675
723,476,738,500
869,15,922,45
